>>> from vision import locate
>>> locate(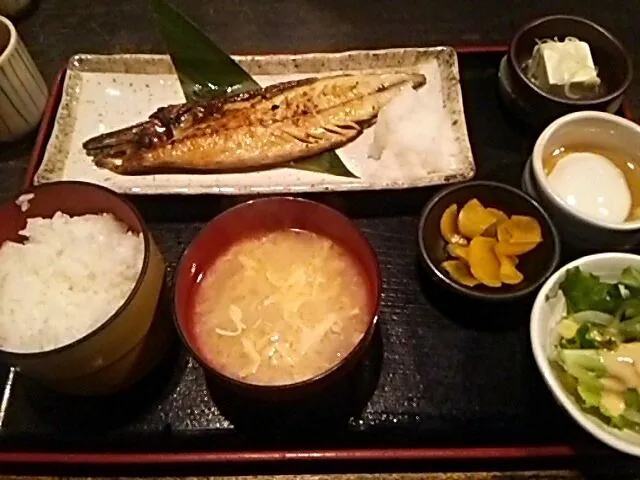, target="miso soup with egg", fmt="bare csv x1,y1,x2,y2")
192,229,372,386
543,145,640,224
